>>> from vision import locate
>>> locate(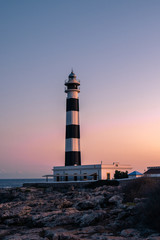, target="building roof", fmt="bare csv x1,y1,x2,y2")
53,163,132,170
46,173,98,177
144,168,160,174
69,70,76,79
129,171,143,176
